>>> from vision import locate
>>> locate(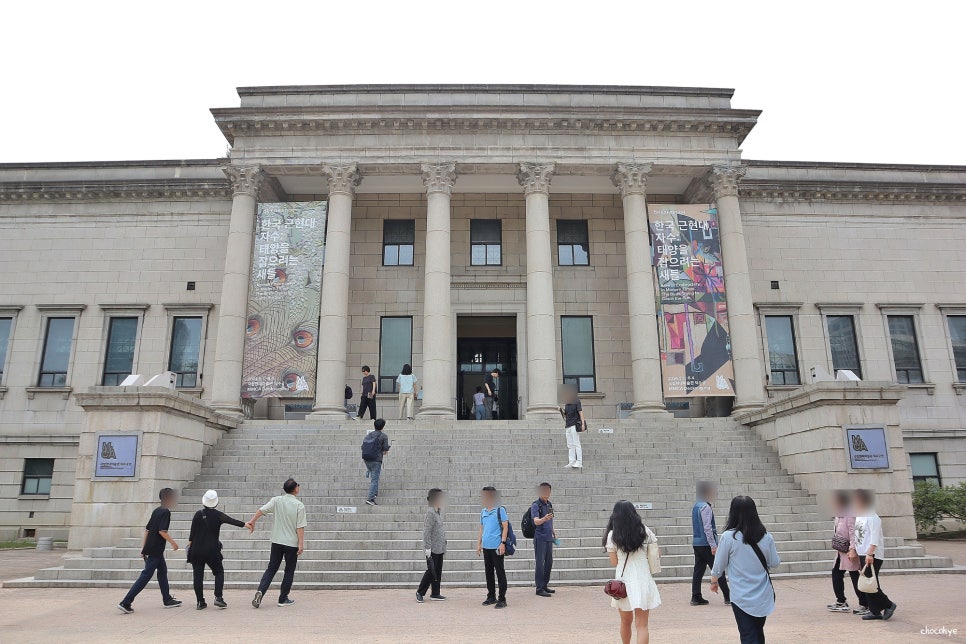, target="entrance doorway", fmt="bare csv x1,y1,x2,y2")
456,316,518,420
